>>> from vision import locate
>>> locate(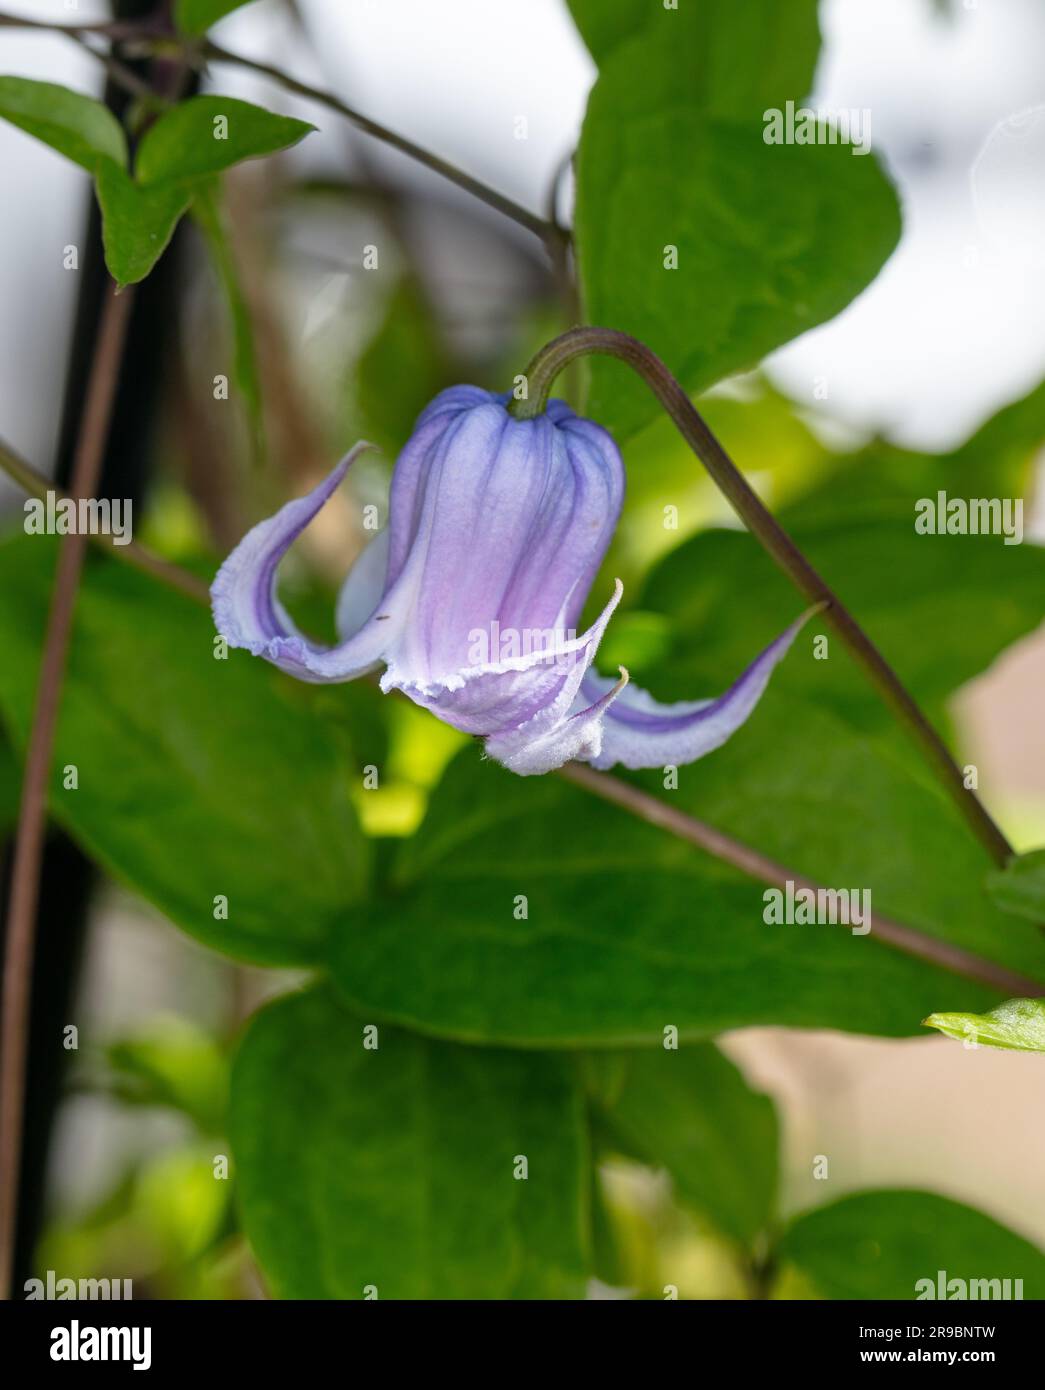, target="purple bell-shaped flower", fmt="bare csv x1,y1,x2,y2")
212,386,810,774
